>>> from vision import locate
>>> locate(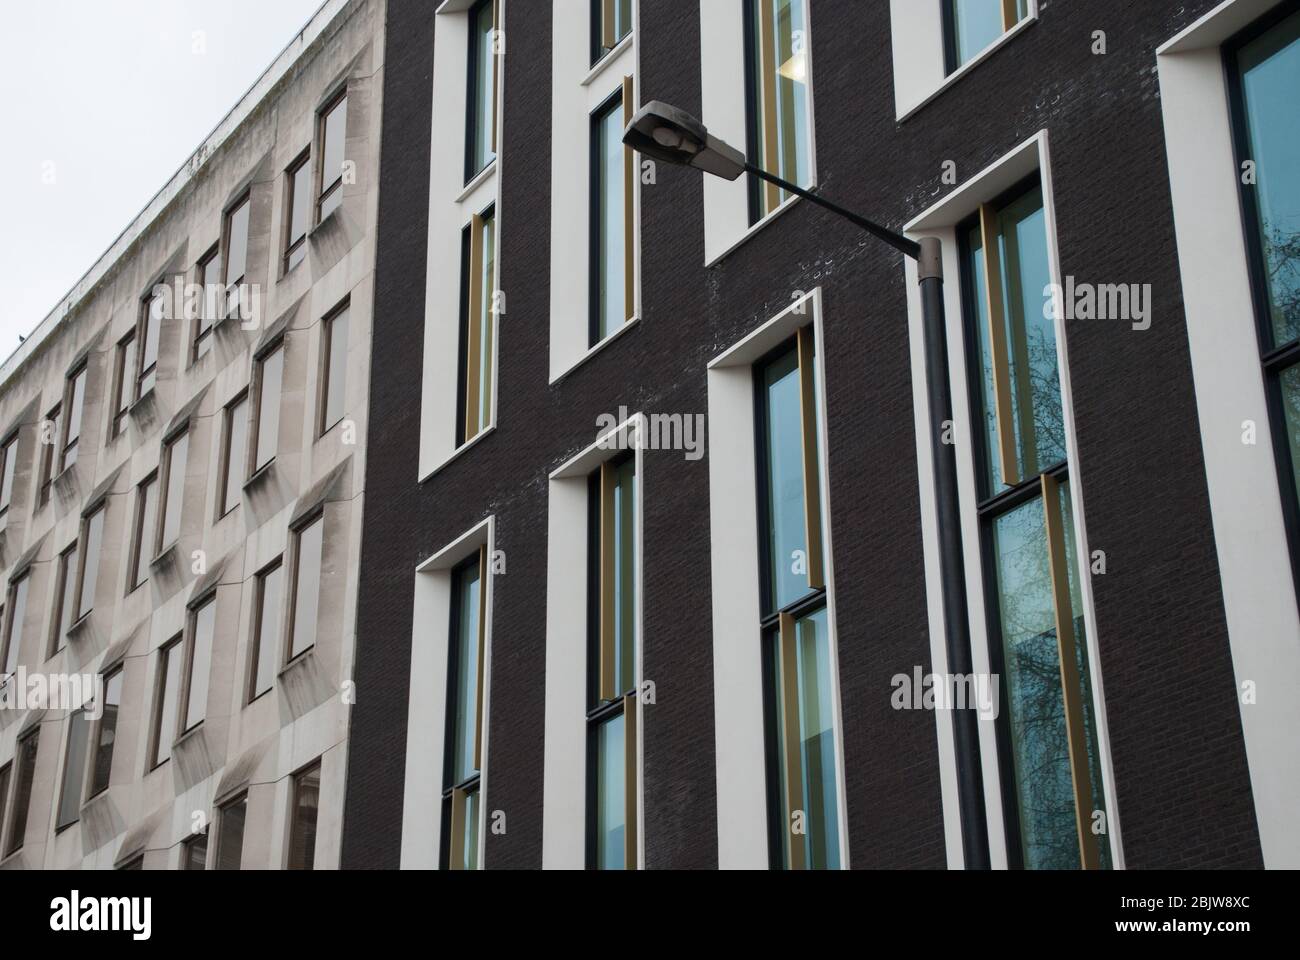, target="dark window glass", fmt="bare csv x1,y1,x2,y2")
319,96,348,221
289,516,324,661
591,0,633,62
216,794,247,870
76,506,104,620
150,639,182,768
138,291,162,399
0,436,16,514
183,832,208,870
466,0,497,180
89,669,123,797
458,211,496,445
254,345,284,472
250,561,284,701
3,574,30,680
195,247,221,358
286,153,312,271
322,305,350,433
591,98,627,344
744,0,811,222
132,474,159,589
0,765,9,854
288,762,321,869
448,559,482,787
54,543,78,651
593,712,626,869
183,597,216,733
159,430,189,550
60,366,87,472
118,856,144,870
946,0,1028,70
6,730,39,856
221,395,248,516
111,334,136,438
56,709,91,830
224,197,251,319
